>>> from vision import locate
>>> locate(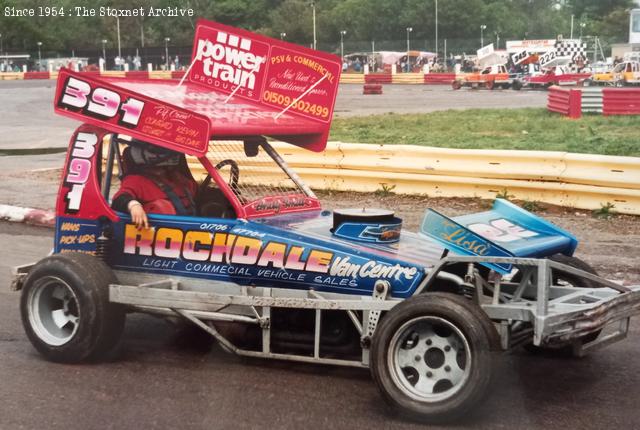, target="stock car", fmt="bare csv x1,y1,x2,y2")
587,61,640,86
452,64,511,90
511,65,591,90
10,20,640,423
